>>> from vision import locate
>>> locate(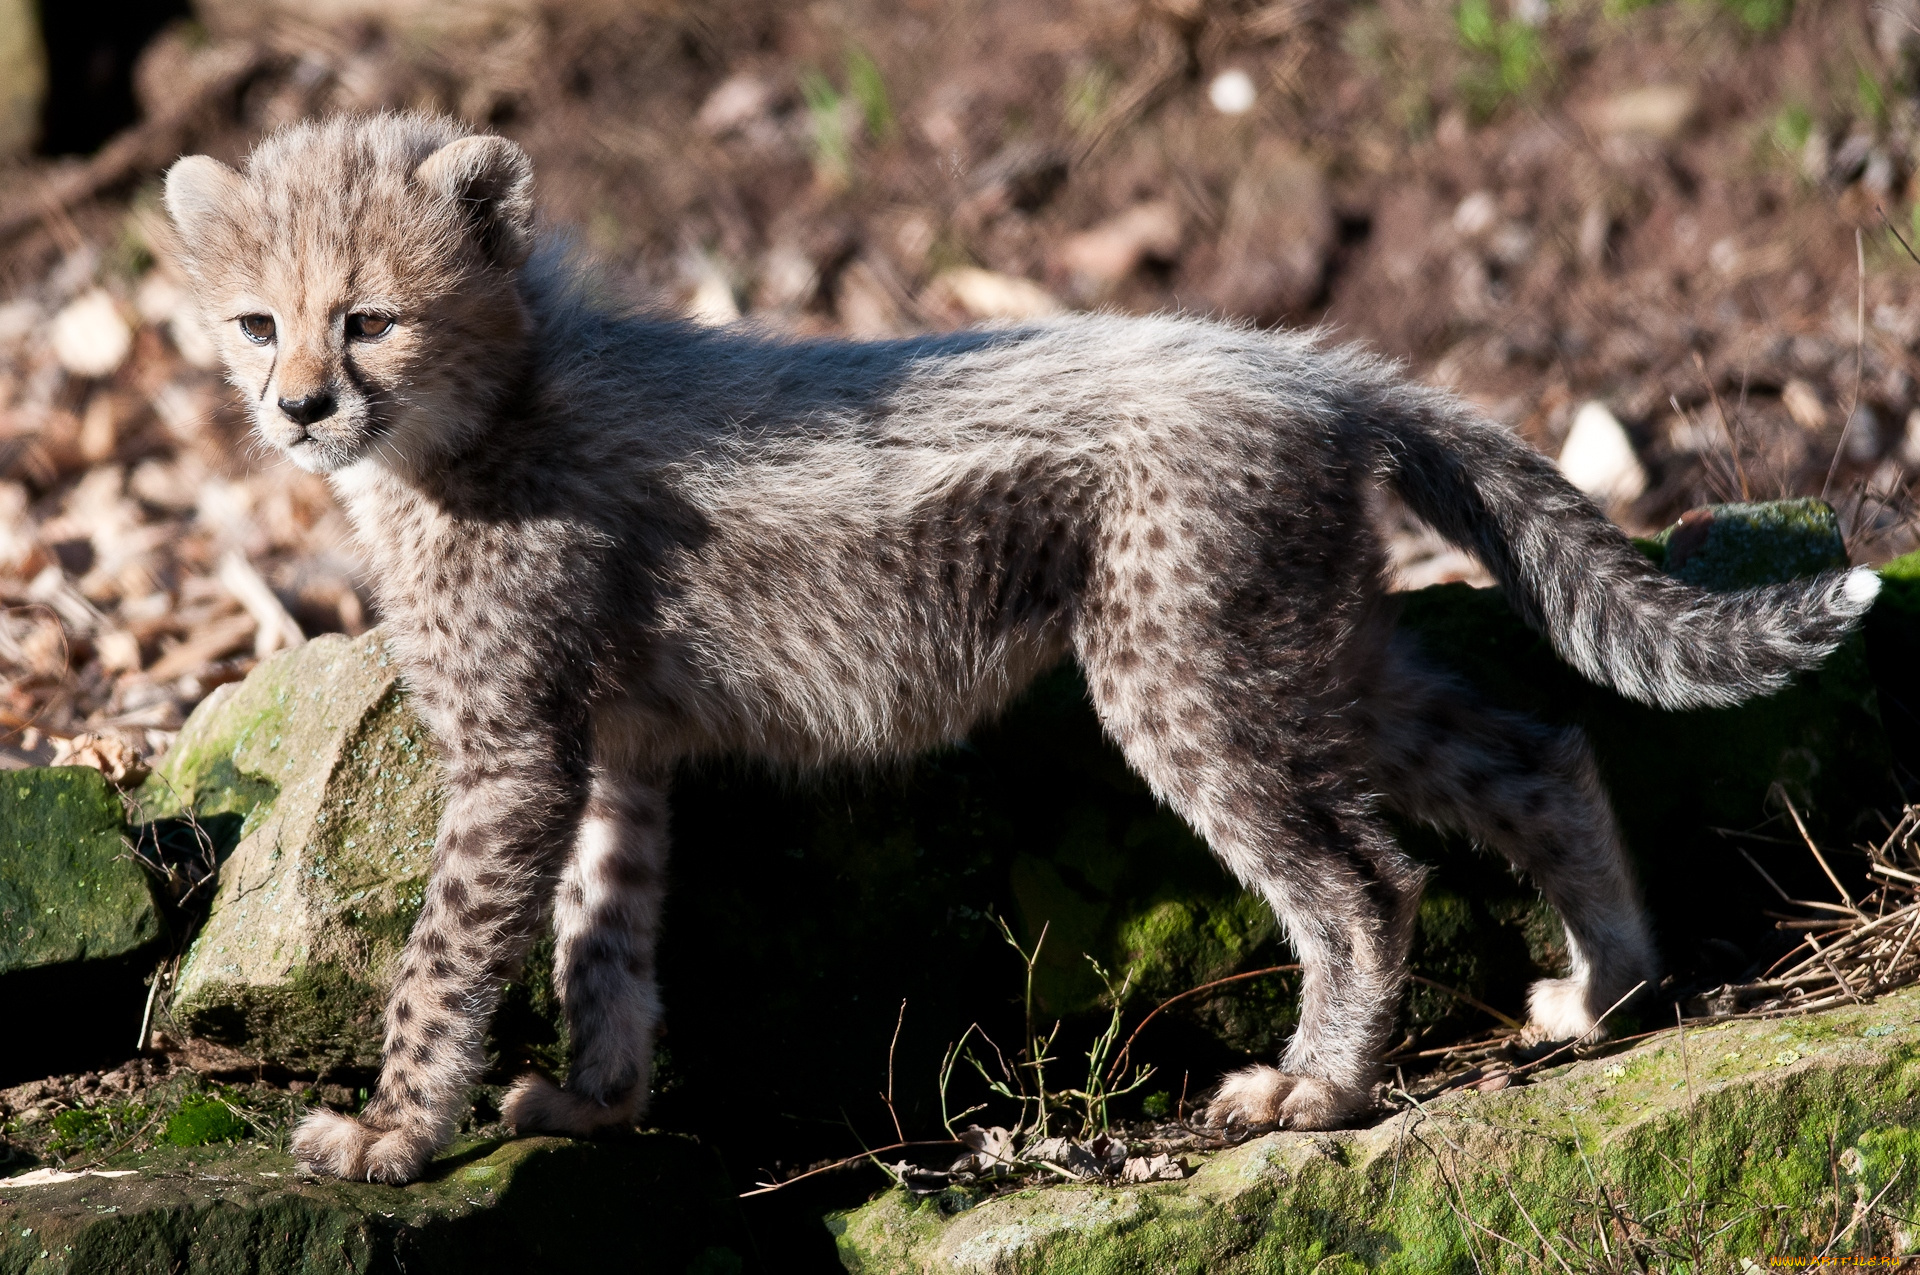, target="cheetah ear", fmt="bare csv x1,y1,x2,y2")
163,155,245,249
414,134,535,270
